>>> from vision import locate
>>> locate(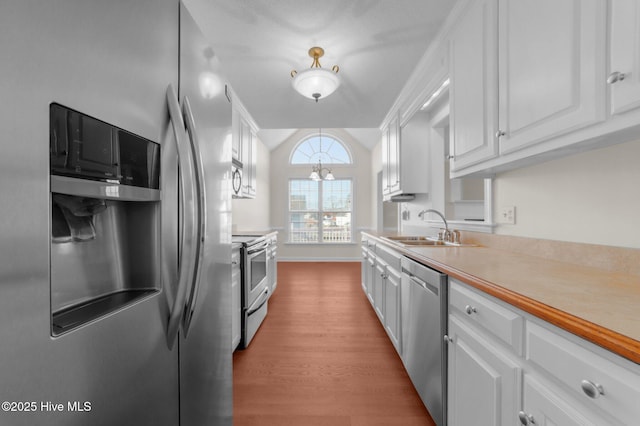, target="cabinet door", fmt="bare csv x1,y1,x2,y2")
447,316,520,426
231,108,242,162
384,266,401,354
388,117,401,194
497,0,606,154
366,256,375,304
373,262,385,322
231,249,241,351
361,247,369,293
609,0,640,115
246,129,257,197
449,0,499,172
381,126,390,196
